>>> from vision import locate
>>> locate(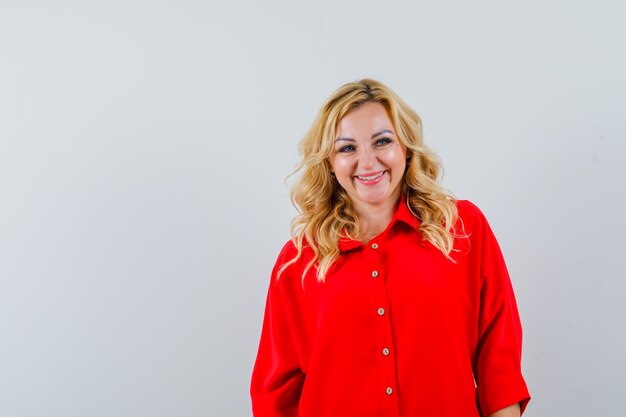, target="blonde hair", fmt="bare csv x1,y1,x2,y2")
280,79,460,282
